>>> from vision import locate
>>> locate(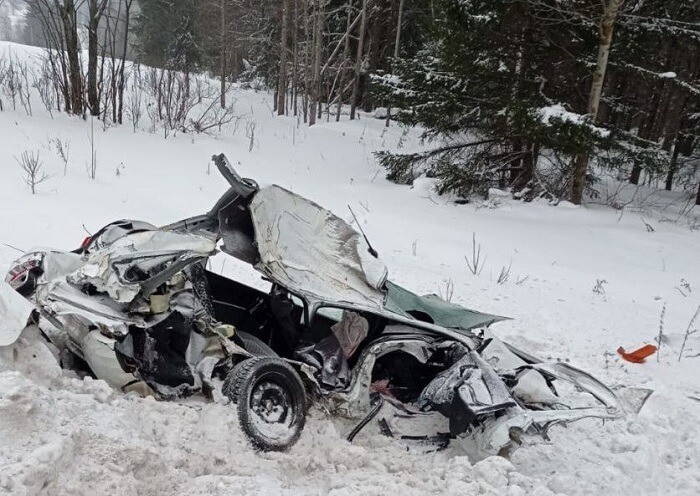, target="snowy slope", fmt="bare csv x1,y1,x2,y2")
1,41,699,496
